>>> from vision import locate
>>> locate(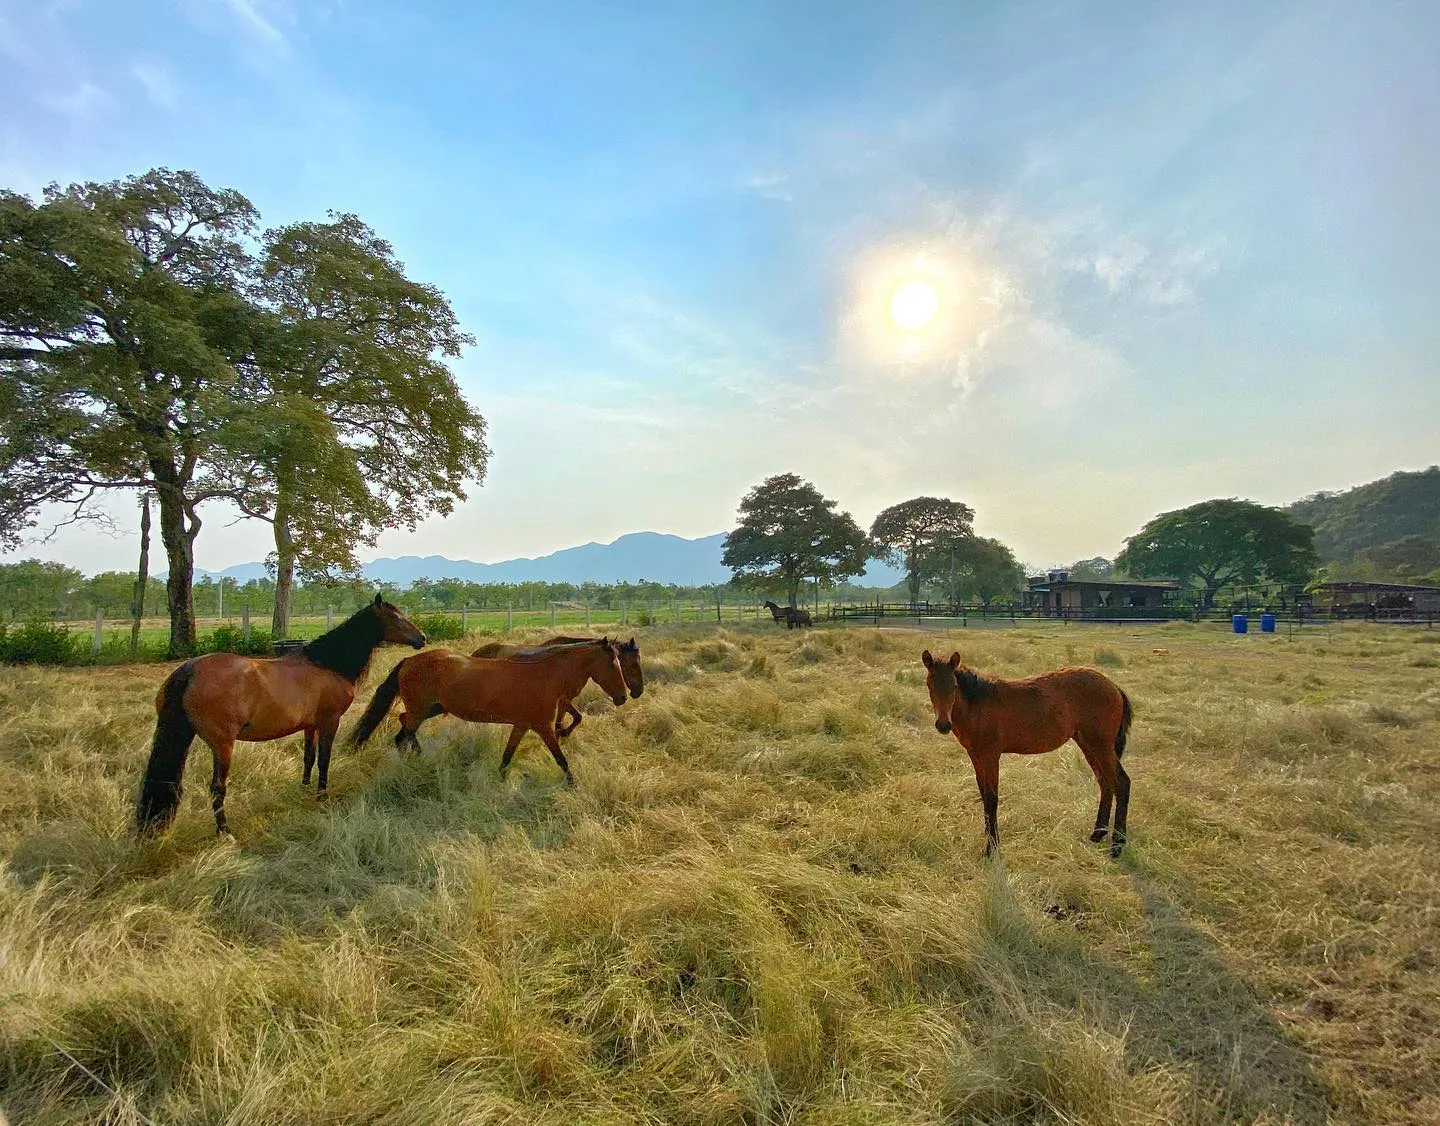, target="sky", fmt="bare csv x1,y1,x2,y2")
2,0,1438,575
